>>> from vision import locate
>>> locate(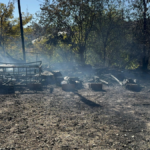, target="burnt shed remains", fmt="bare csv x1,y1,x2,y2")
0,61,42,93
